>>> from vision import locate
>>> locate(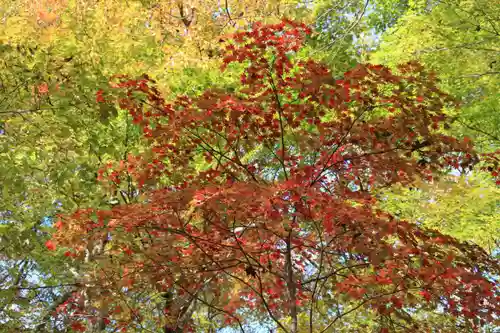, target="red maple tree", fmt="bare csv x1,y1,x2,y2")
49,20,499,332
